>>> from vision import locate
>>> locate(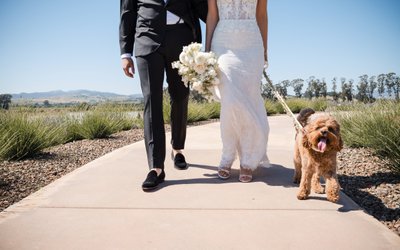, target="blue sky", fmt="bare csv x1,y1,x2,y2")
0,0,399,95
